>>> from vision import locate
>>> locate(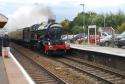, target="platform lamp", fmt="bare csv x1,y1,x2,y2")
80,3,86,45
103,14,106,28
